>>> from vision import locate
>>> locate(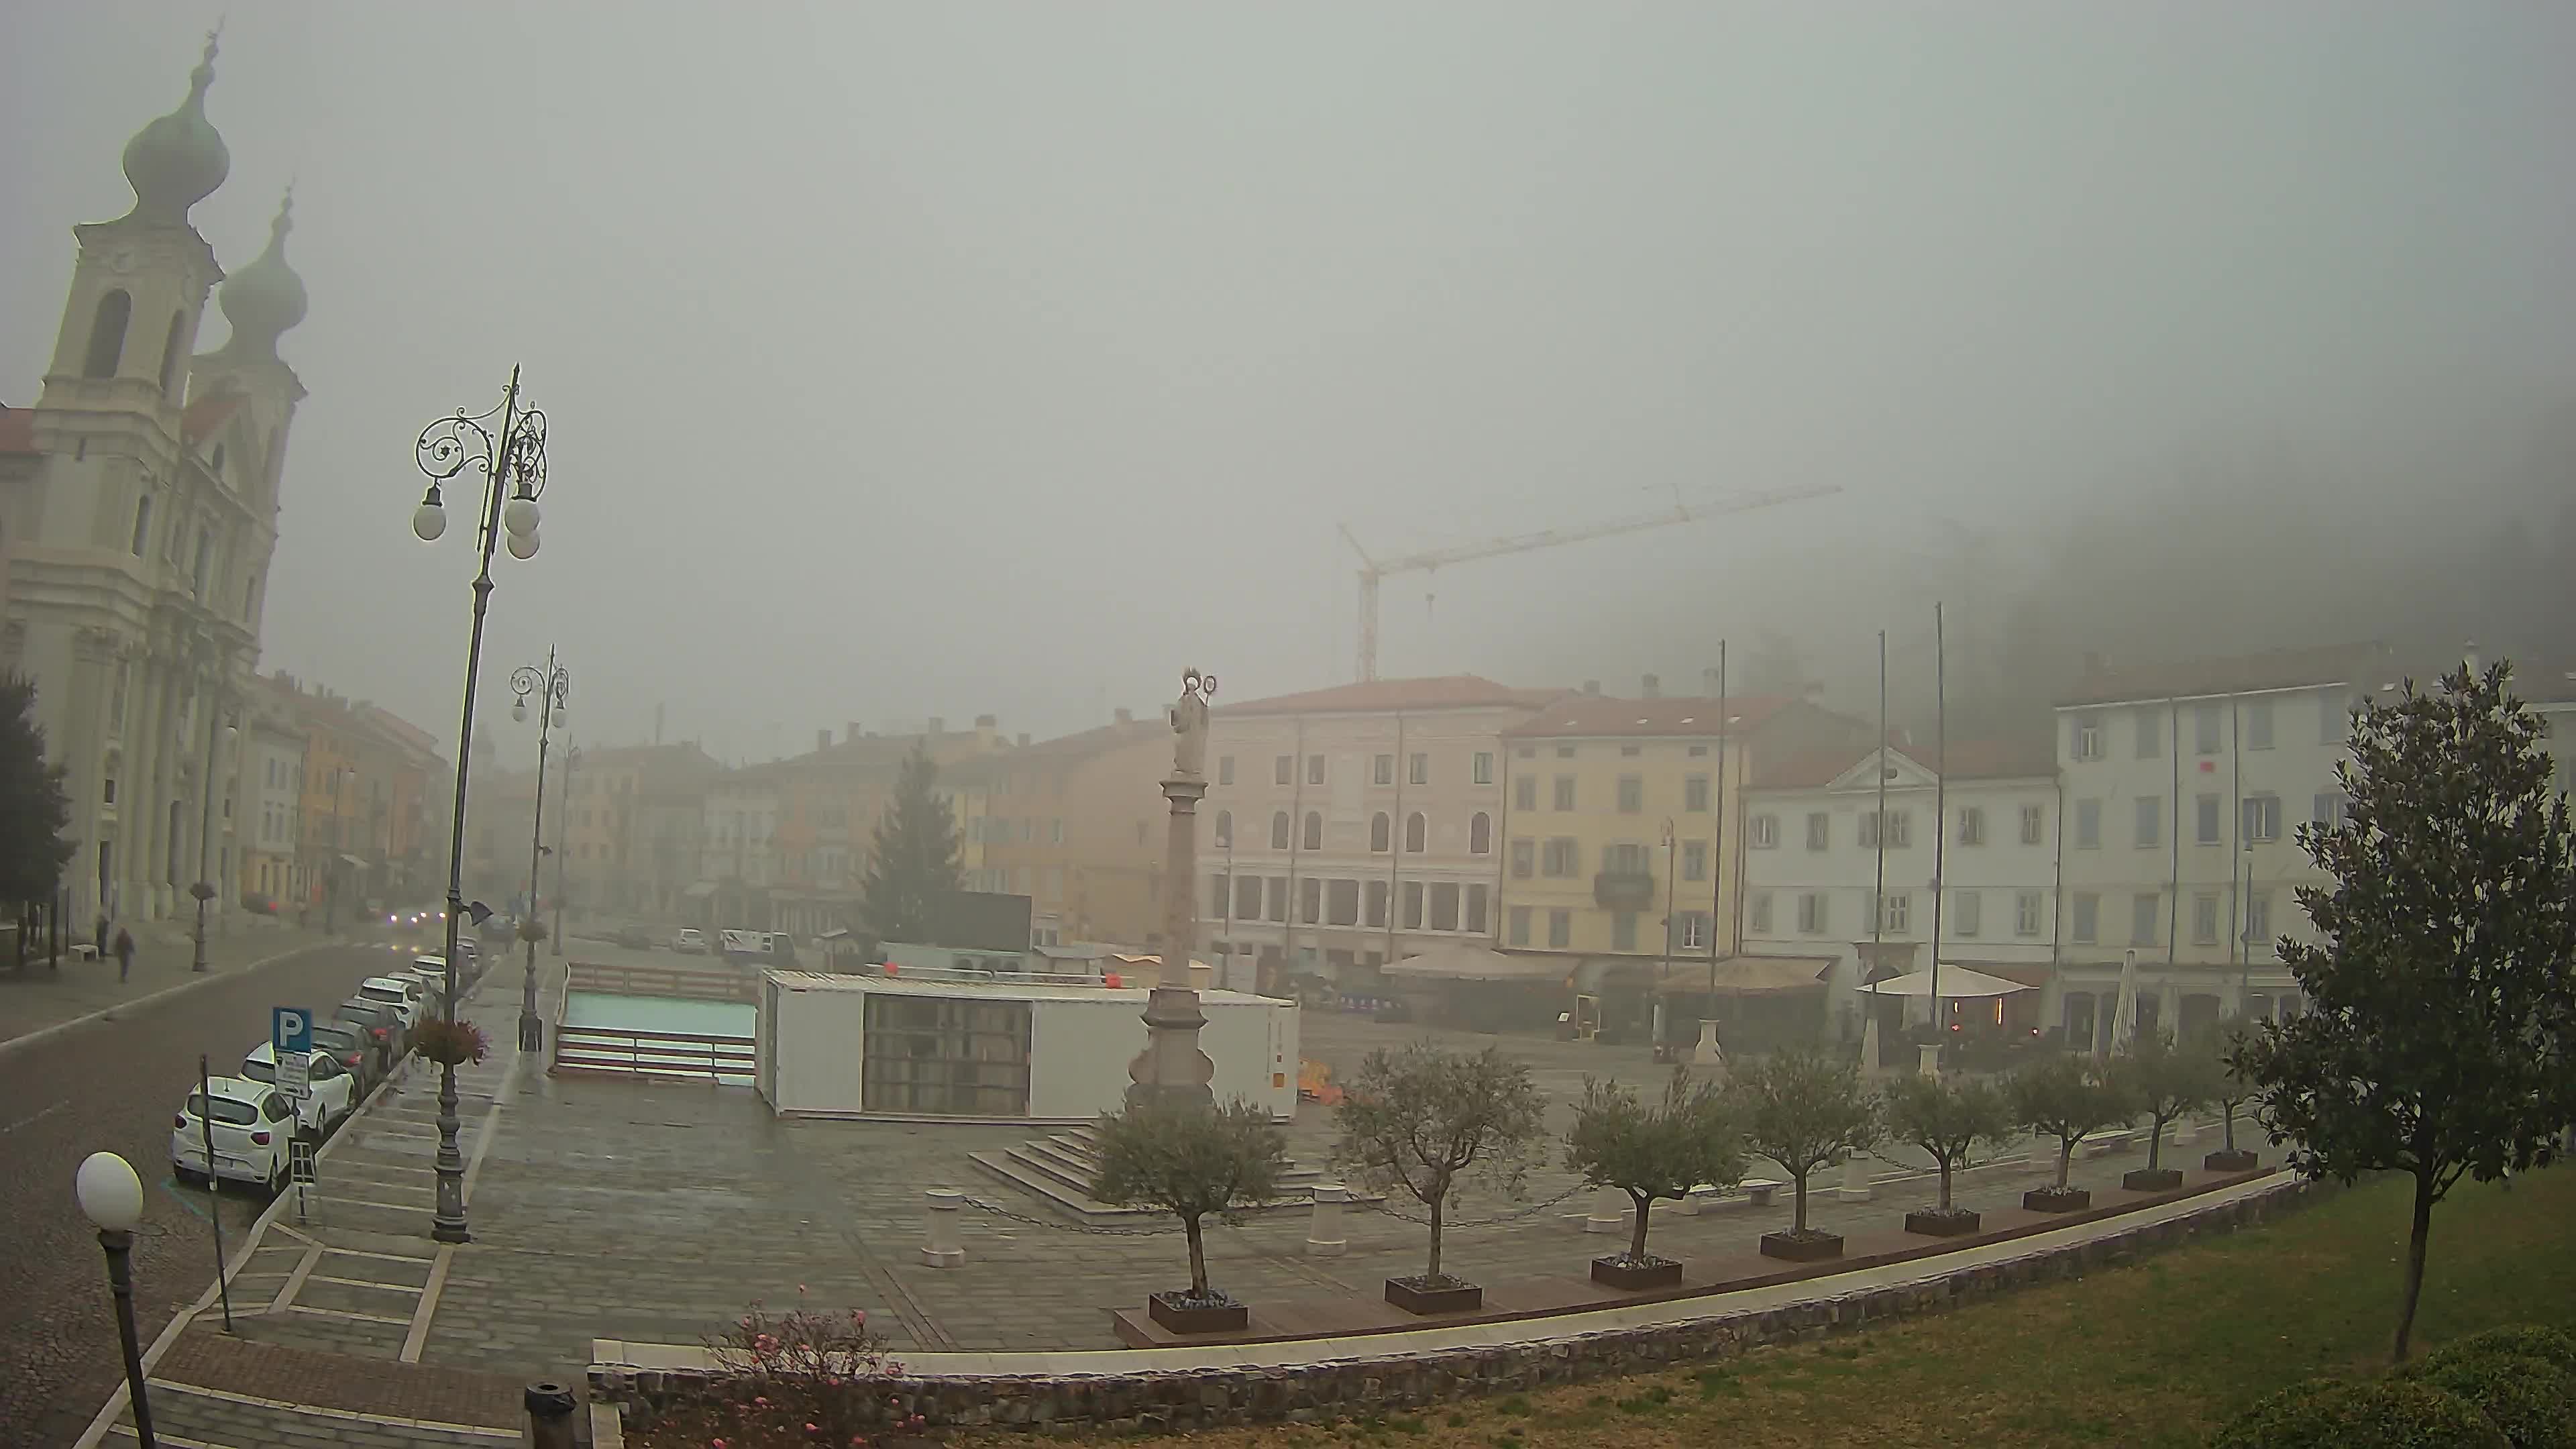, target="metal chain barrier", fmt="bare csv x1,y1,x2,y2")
1356,1181,1589,1228
957,1195,1186,1237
